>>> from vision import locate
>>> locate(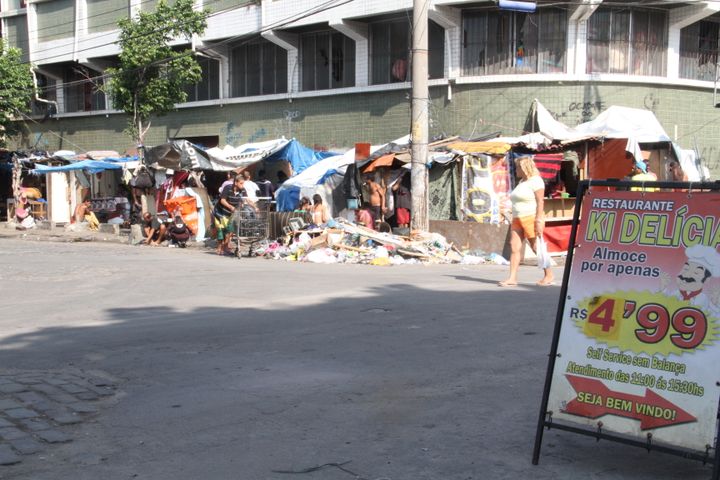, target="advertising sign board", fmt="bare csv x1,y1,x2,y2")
534,181,720,474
